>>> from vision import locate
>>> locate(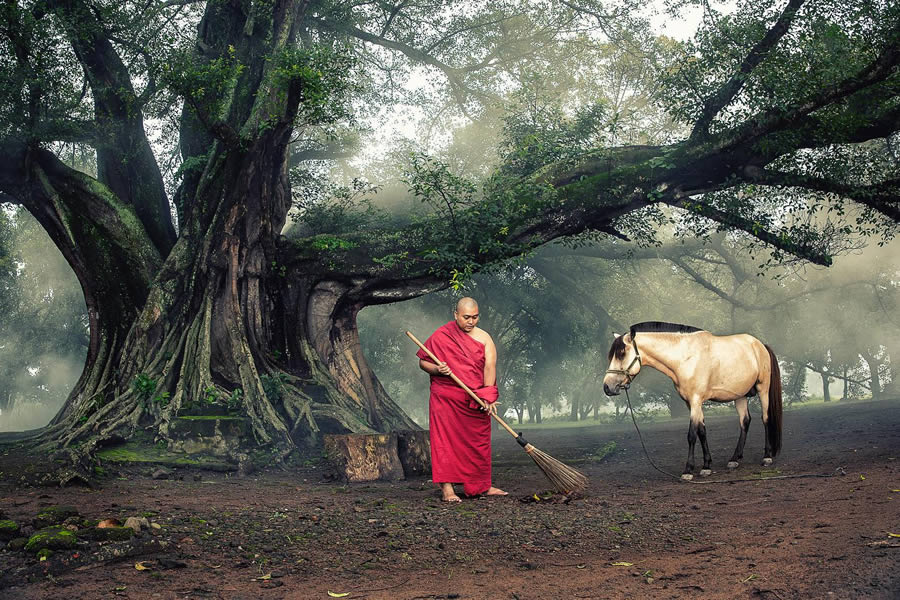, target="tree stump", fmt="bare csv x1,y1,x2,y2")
323,433,405,482
396,430,431,478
